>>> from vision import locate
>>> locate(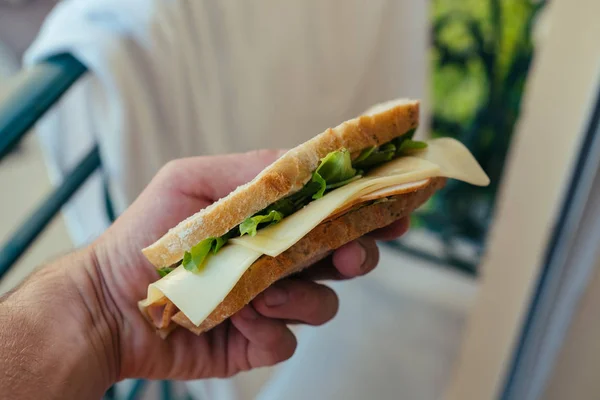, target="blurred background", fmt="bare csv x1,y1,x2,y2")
2,1,599,400
0,0,71,292
0,0,546,291
395,0,546,275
